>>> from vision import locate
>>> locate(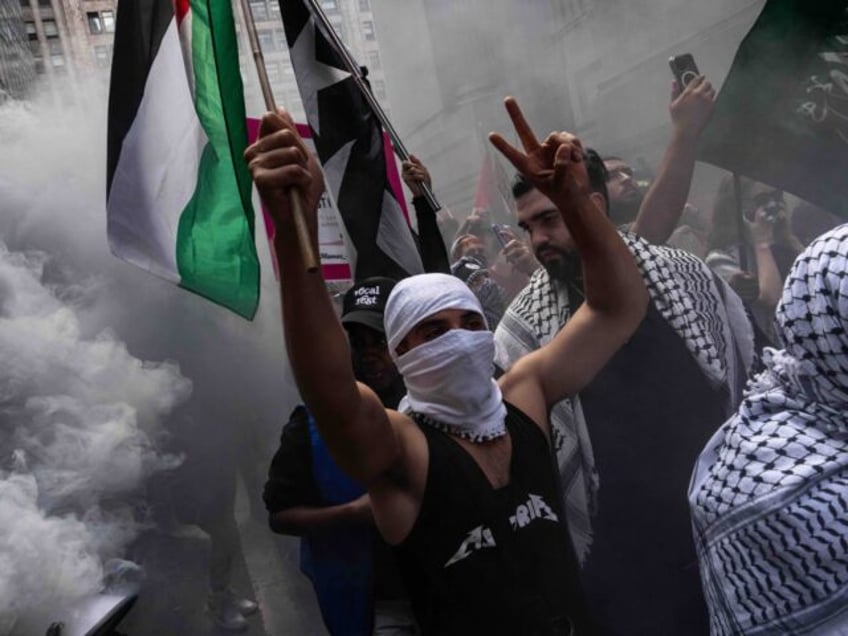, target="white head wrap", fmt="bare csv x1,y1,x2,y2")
384,273,487,357
384,273,507,442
